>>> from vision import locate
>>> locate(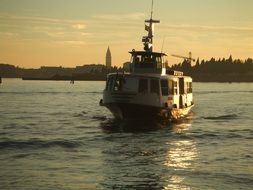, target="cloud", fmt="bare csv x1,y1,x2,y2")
93,12,145,21
160,23,253,35
46,31,65,38
0,14,87,29
72,24,86,30
0,13,91,44
0,32,19,38
55,40,86,46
